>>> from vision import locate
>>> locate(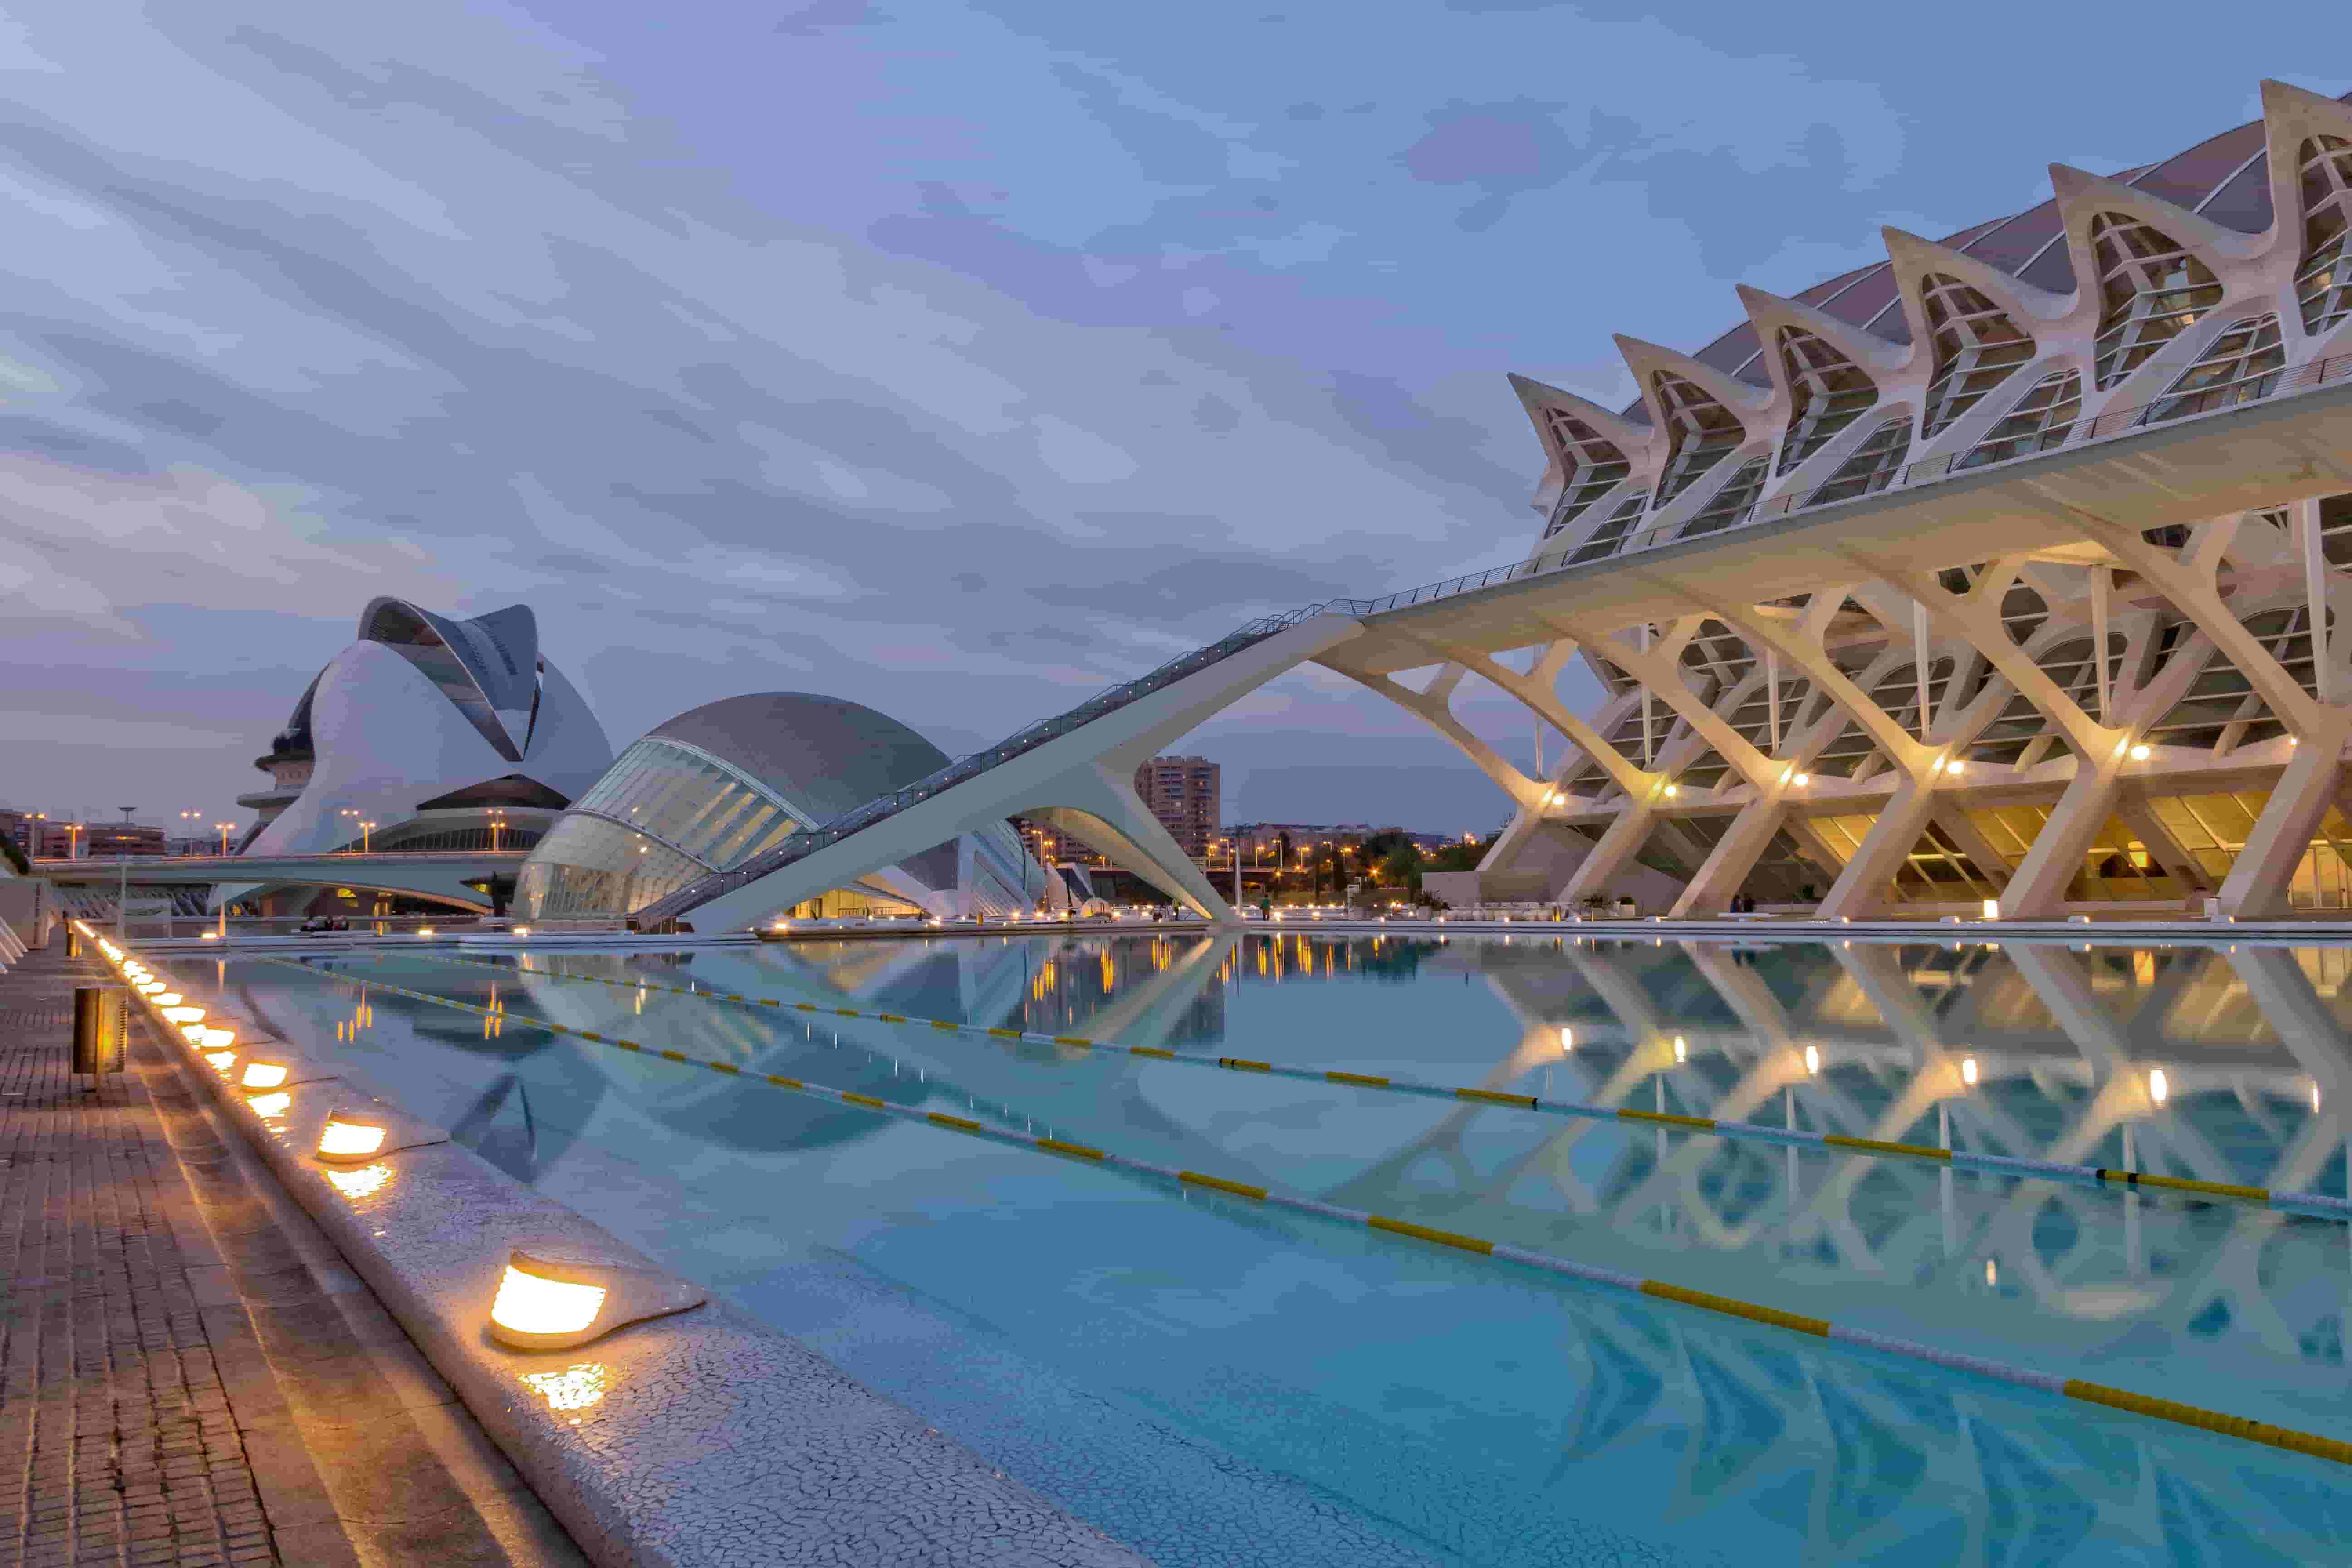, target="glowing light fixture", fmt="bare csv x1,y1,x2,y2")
2129,744,2151,761
1945,760,1964,775
1985,1258,1998,1287
1558,1026,1573,1053
240,1062,289,1090
2148,1068,2169,1106
181,1023,210,1044
489,1255,607,1348
162,1006,204,1024
201,932,219,941
1793,773,1809,786
246,1092,291,1120
152,992,182,1007
317,1112,389,1164
2313,1082,2323,1113
198,1027,235,1050
417,928,435,938
512,926,531,936
205,1049,236,1073
1672,1035,1687,1063
1804,1045,1821,1075
1981,899,2000,920
136,981,165,995
485,1250,705,1351
1961,1057,1979,1086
